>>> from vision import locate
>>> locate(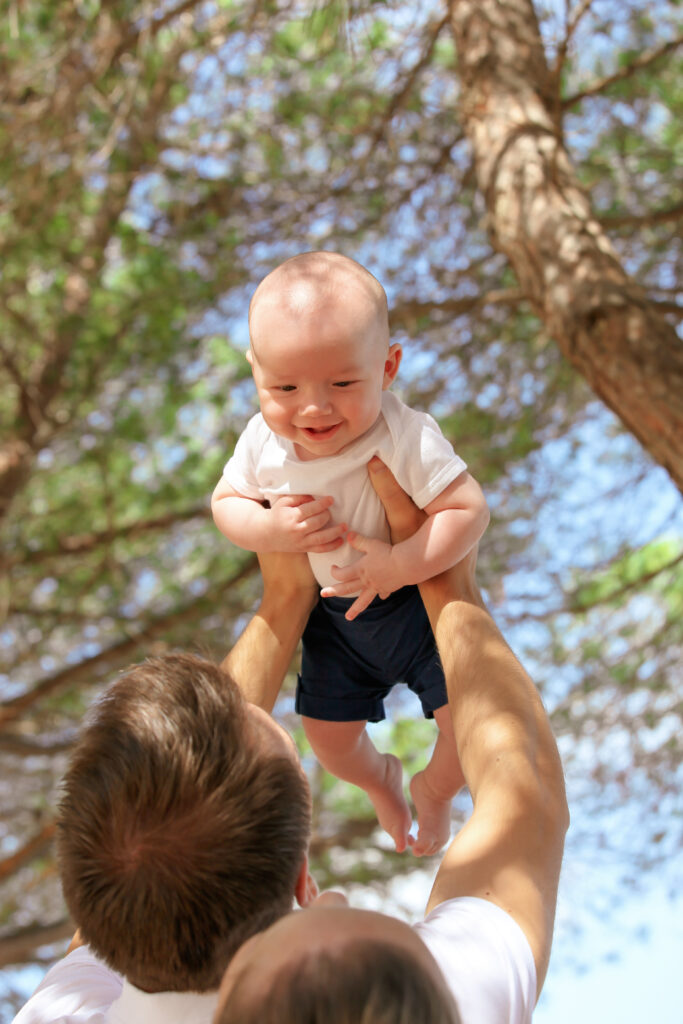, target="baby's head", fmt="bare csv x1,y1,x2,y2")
247,252,401,461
